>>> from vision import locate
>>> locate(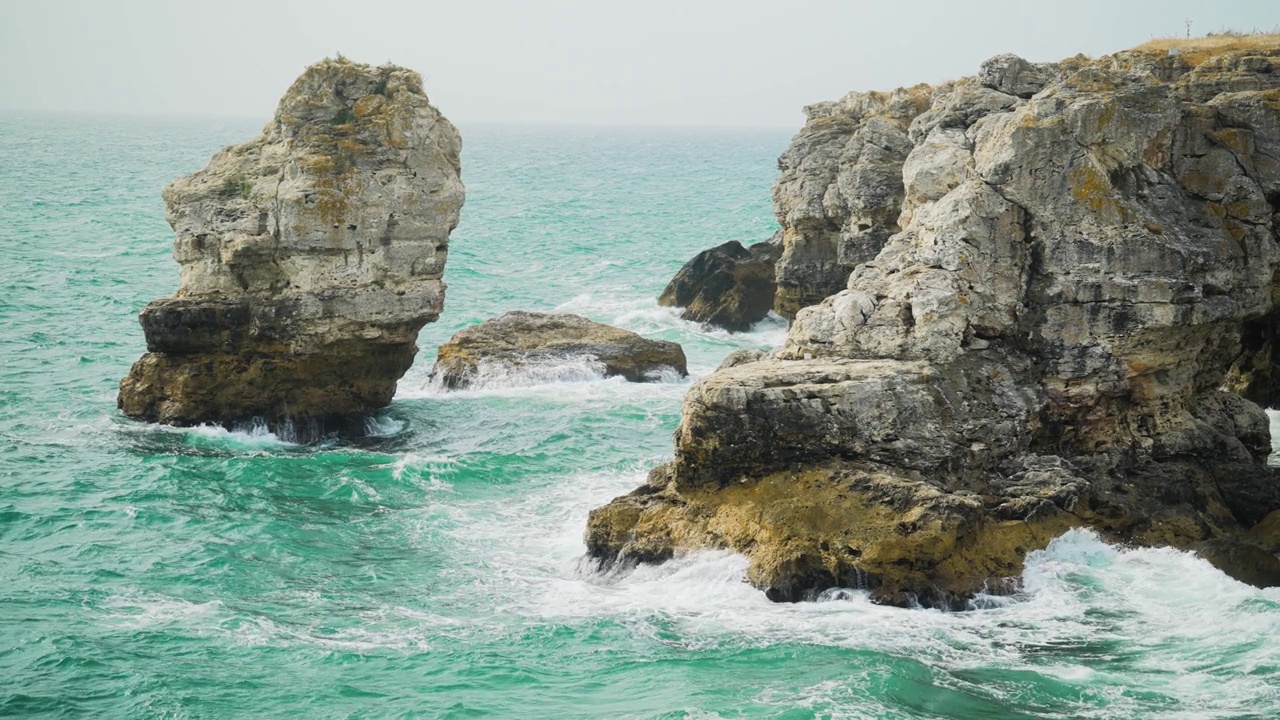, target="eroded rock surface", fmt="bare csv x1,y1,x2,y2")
432,312,687,389
658,237,781,331
118,58,464,433
589,44,1280,606
771,86,932,319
